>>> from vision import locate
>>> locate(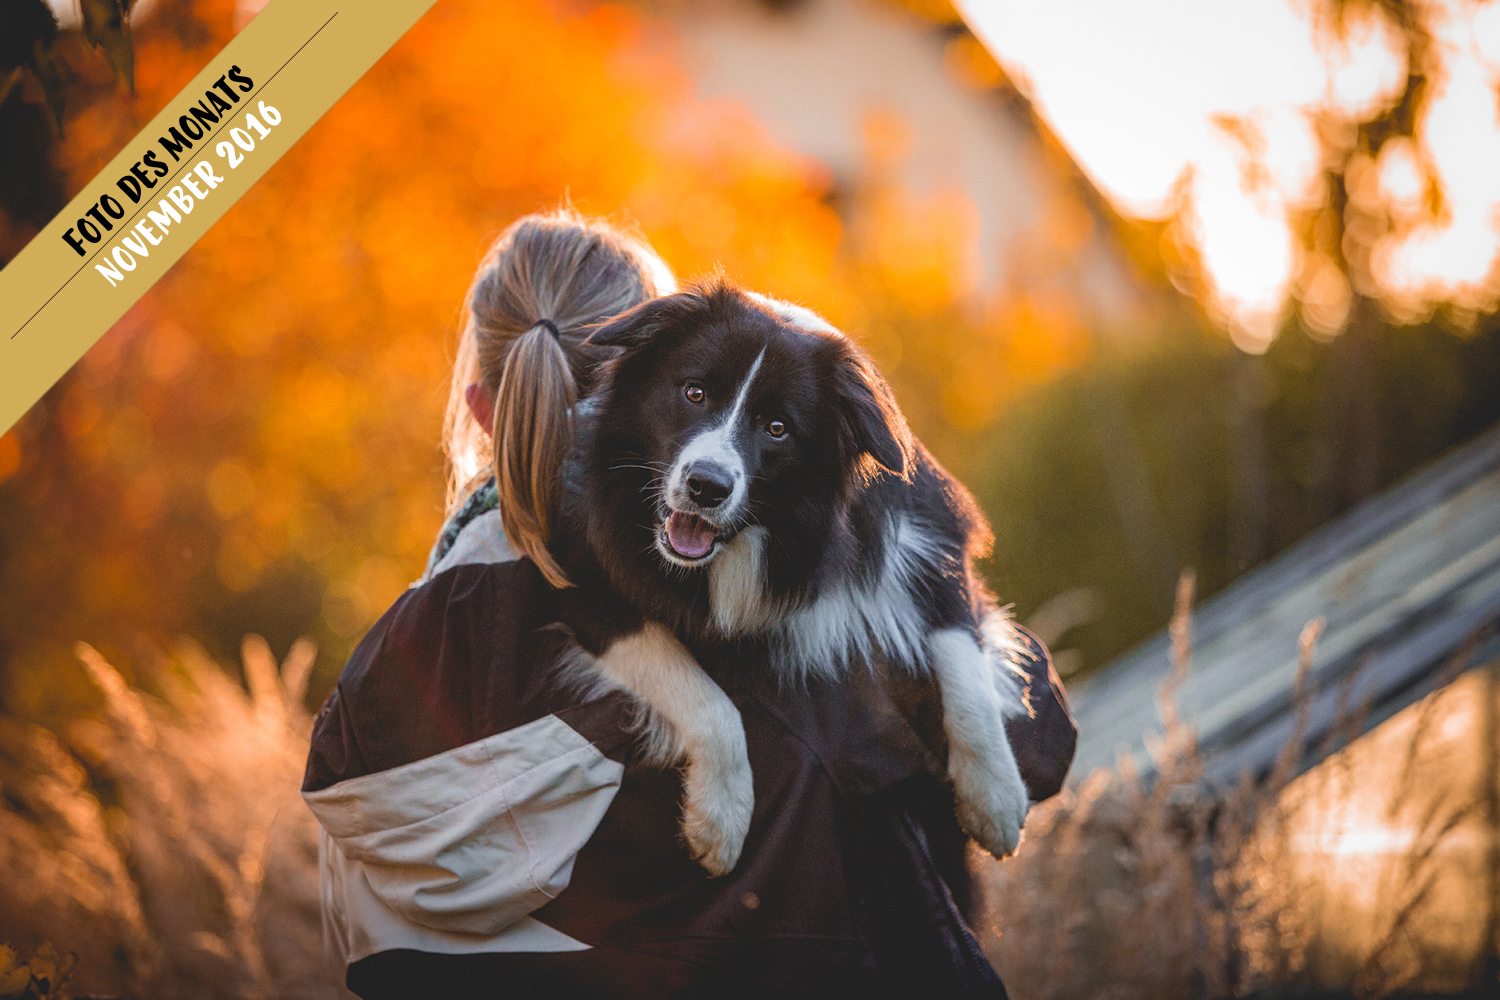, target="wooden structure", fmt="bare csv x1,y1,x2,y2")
1069,421,1500,788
